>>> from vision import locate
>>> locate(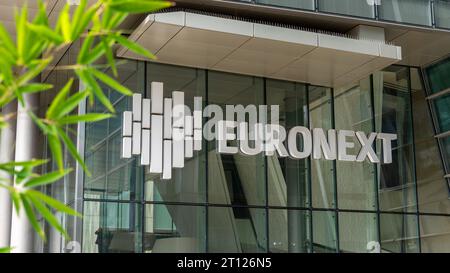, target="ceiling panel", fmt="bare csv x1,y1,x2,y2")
118,11,402,88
